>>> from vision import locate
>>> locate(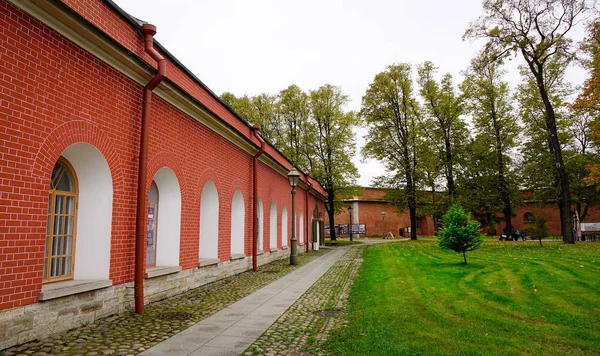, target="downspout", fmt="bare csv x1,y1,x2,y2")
134,24,166,314
305,173,311,253
252,125,266,272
